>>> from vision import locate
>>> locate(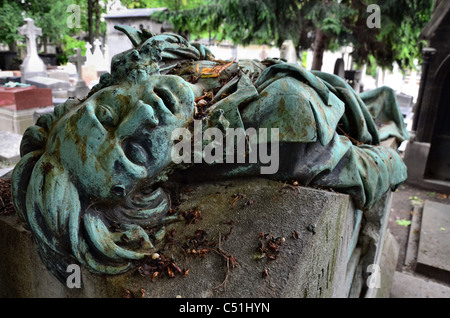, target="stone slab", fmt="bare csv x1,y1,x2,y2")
48,70,70,82
0,86,53,110
403,141,430,186
0,177,359,298
25,76,70,90
0,167,14,177
404,204,423,267
345,247,362,297
0,106,39,134
374,230,399,298
33,106,55,123
0,130,22,164
416,200,450,283
390,271,450,298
